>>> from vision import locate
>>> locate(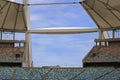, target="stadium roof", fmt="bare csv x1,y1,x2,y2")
82,0,120,30
0,0,27,32
1,0,120,32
